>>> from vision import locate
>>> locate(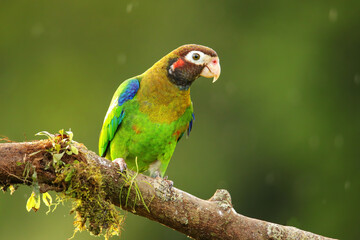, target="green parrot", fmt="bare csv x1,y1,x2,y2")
99,44,221,177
